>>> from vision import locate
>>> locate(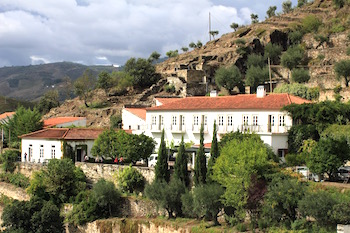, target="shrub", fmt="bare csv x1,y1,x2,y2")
298,190,337,226
302,15,322,33
287,124,319,153
288,30,304,45
118,165,145,194
0,172,30,188
331,24,345,33
110,114,122,129
0,149,20,173
291,68,310,83
281,45,305,70
347,47,350,56
333,0,345,8
264,43,282,64
285,153,306,166
274,83,319,100
164,84,176,93
235,38,246,45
